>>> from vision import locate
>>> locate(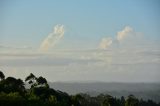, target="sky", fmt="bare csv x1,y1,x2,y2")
0,0,160,82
